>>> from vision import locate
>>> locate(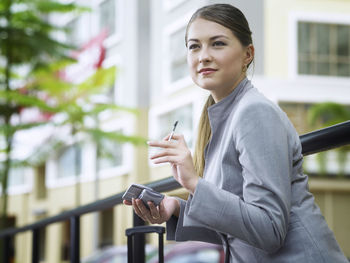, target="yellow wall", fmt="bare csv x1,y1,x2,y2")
309,179,350,256
265,0,350,78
